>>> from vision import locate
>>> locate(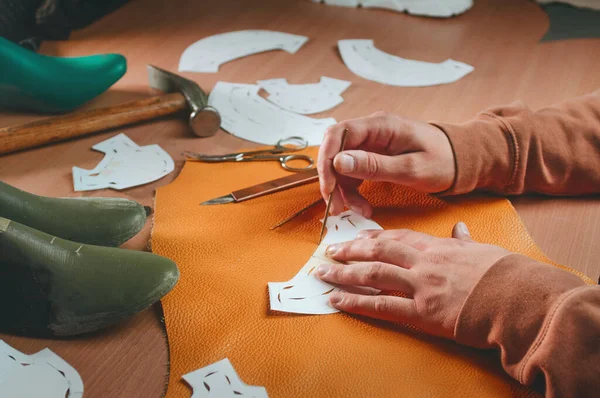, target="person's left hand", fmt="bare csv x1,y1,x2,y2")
316,222,510,339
